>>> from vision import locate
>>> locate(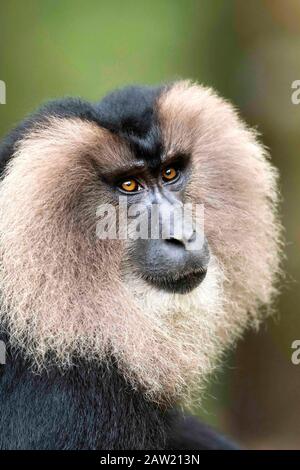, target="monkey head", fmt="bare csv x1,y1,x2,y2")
0,81,282,403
